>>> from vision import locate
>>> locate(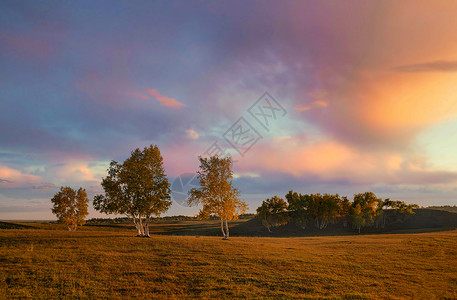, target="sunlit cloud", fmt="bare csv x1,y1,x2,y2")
51,163,99,183
233,172,260,179
146,89,185,109
236,137,457,186
186,129,199,140
393,60,457,73
294,100,328,112
0,166,42,187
